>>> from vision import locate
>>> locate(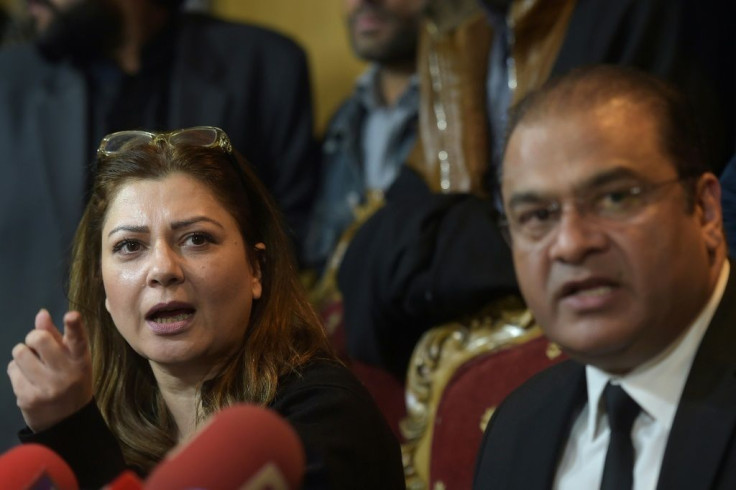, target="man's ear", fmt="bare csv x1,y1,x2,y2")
695,173,724,252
